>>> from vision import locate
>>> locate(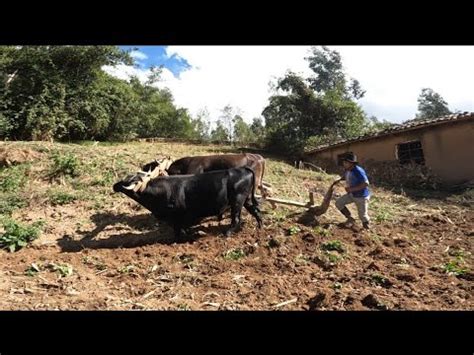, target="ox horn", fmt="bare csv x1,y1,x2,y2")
123,183,137,190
